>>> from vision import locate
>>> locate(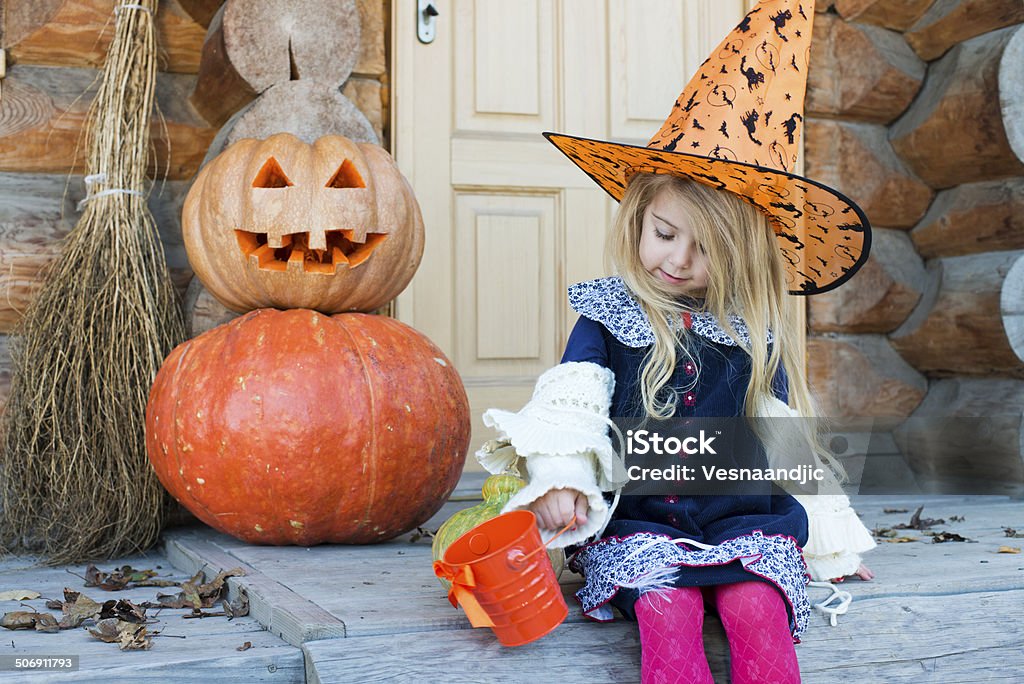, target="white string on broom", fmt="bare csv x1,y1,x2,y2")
114,3,153,14
77,173,146,211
